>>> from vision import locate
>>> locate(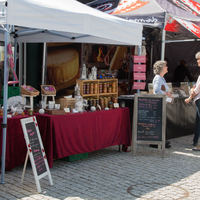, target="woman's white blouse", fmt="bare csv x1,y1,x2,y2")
152,75,169,95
